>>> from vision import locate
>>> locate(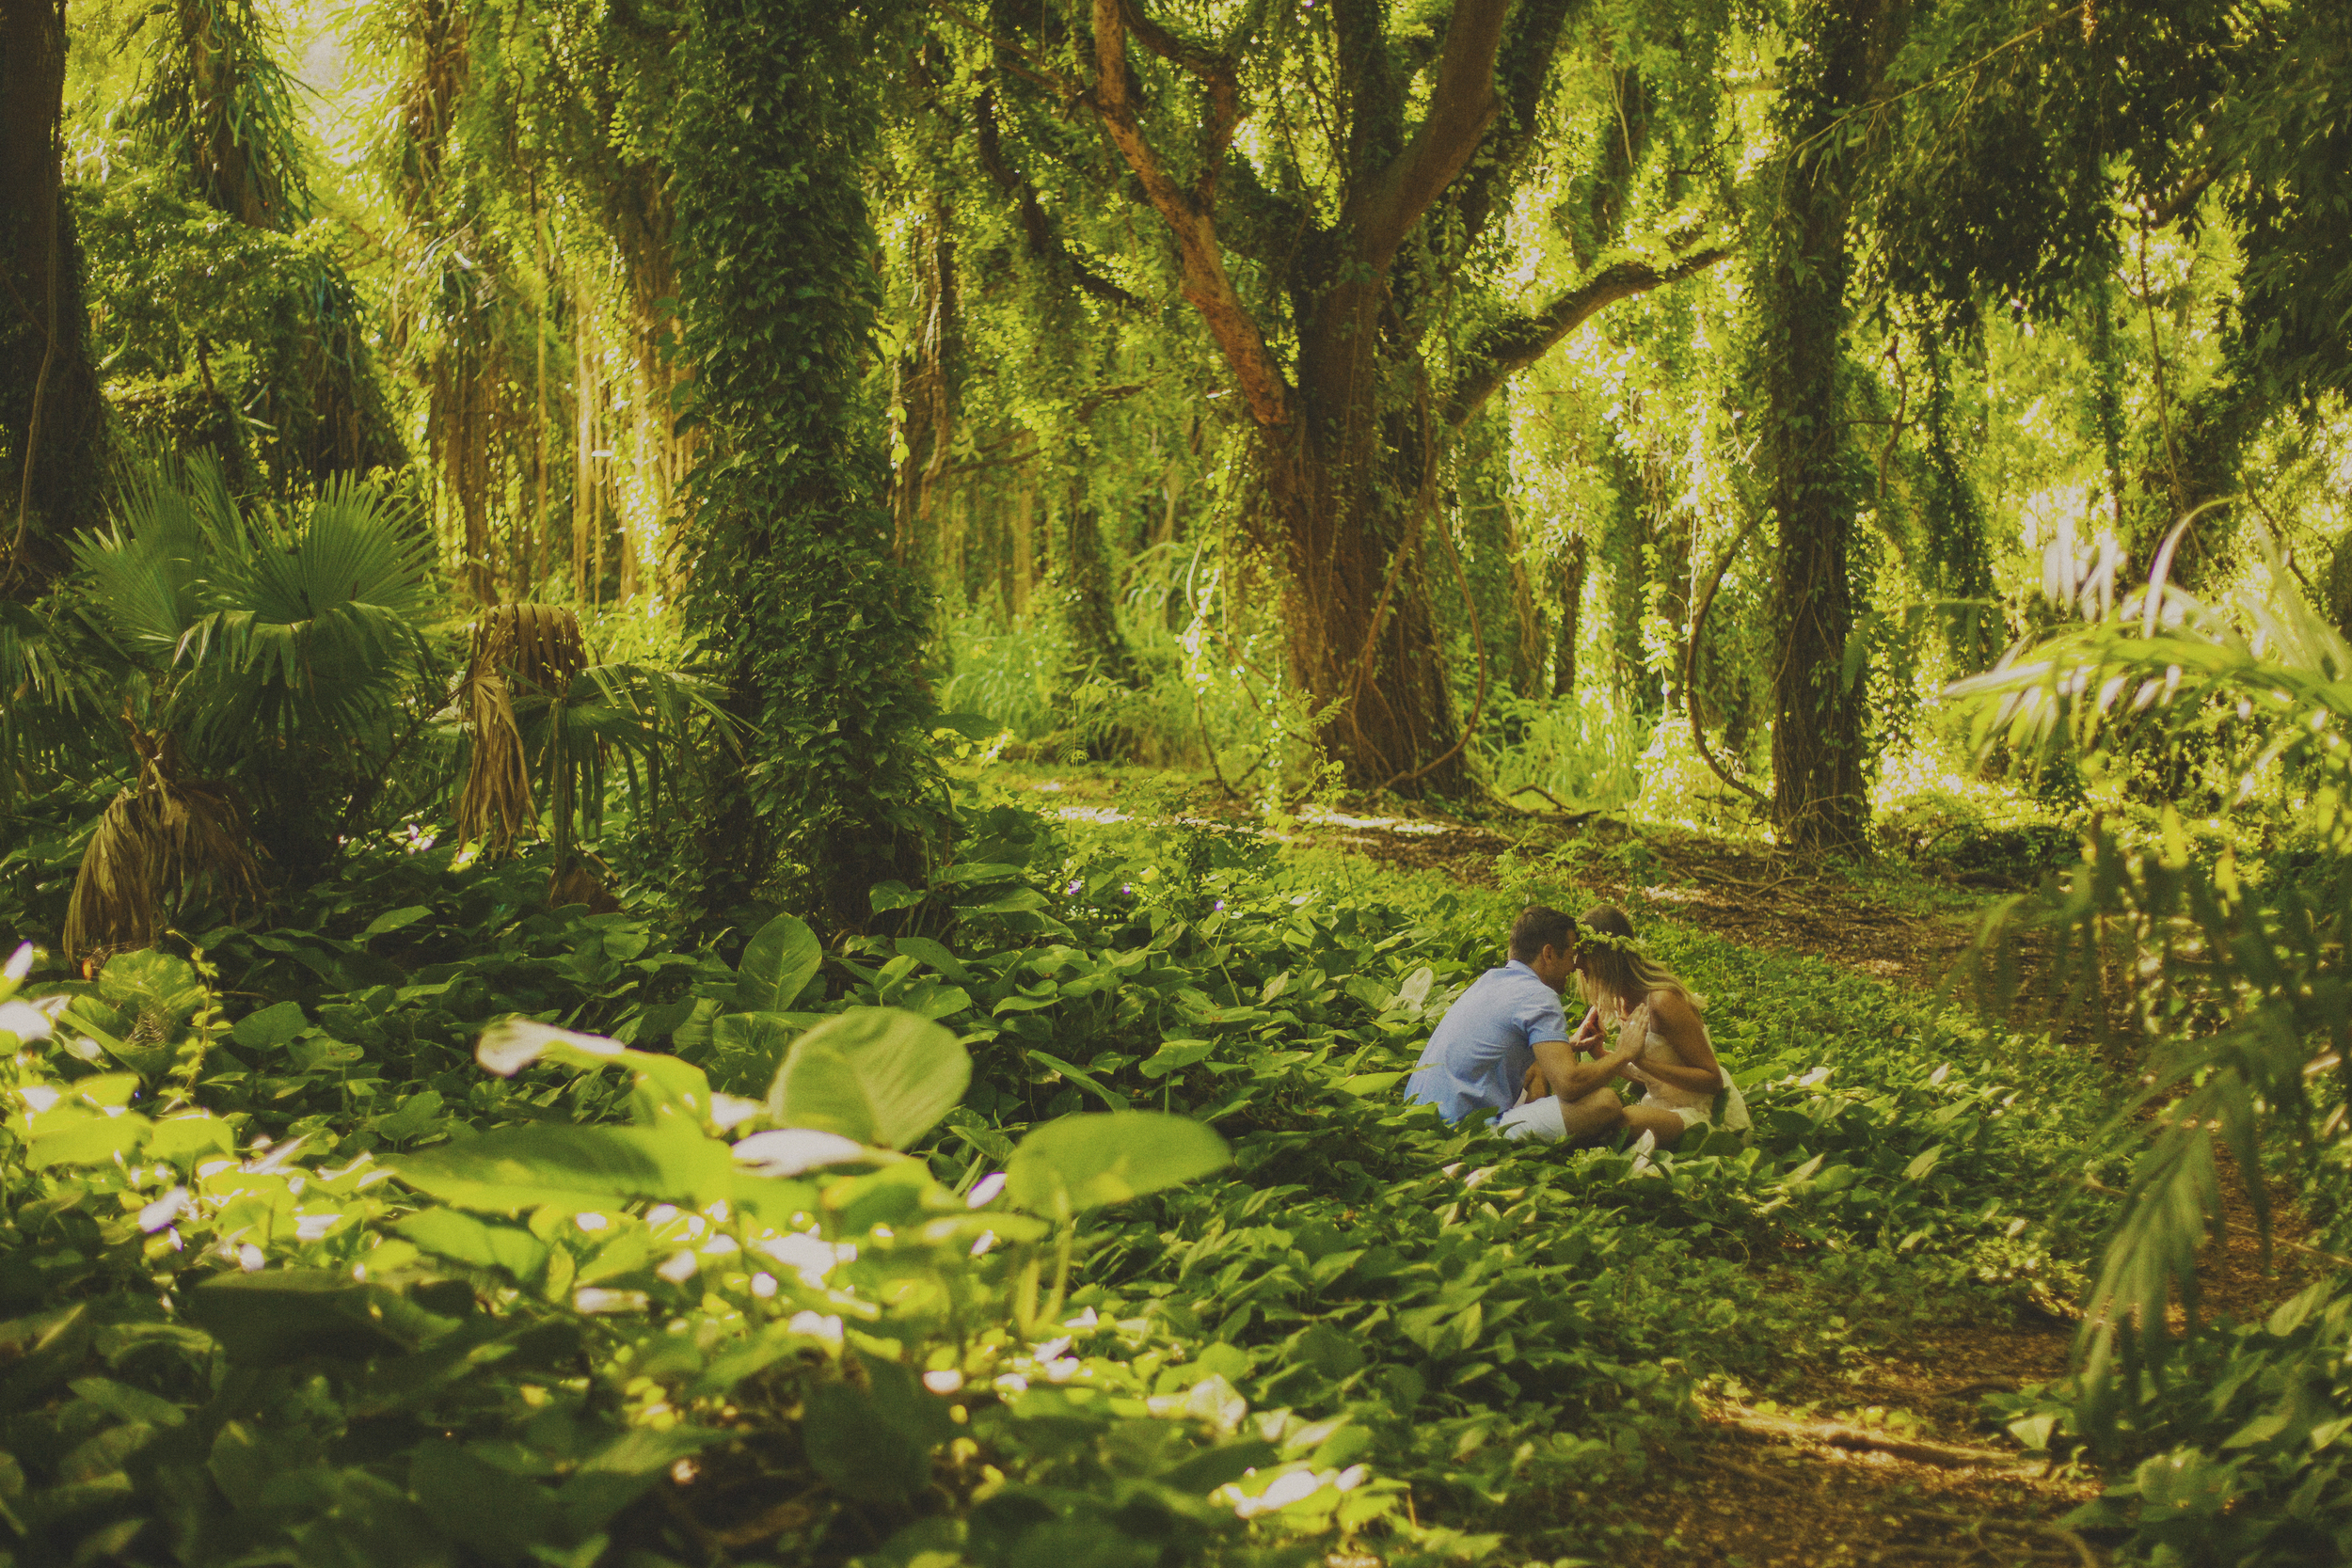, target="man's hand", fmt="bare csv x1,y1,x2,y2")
1533,1034,1640,1103
1524,1063,1548,1101
1570,1006,1605,1054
